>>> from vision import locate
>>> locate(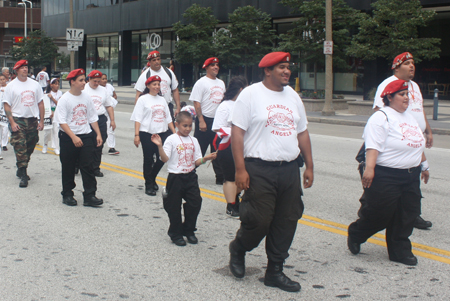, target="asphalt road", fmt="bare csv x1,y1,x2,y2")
1,104,449,300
